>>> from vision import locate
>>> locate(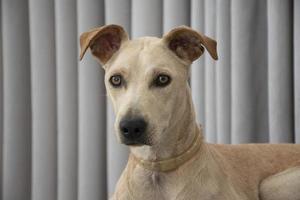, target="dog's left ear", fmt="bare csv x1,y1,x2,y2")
162,26,218,62
79,24,129,64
